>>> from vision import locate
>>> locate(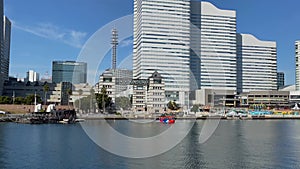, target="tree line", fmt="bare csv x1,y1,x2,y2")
0,94,42,105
